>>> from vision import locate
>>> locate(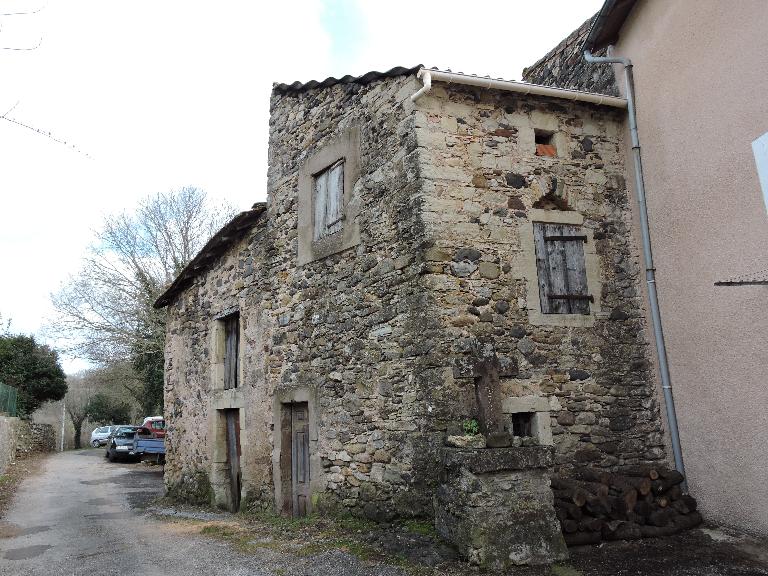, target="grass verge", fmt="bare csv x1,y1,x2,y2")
0,453,47,520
